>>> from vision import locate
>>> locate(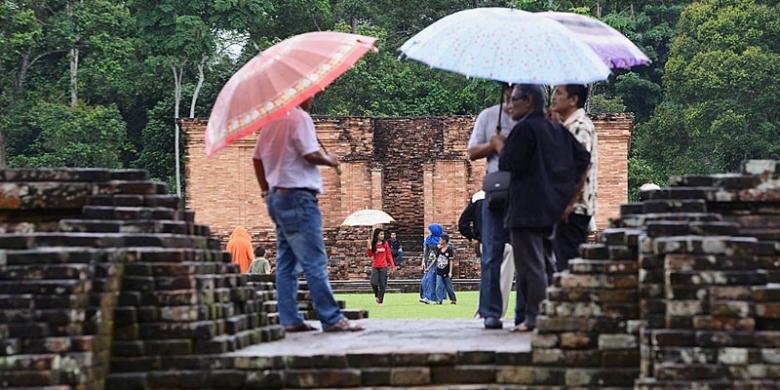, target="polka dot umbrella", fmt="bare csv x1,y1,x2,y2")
398,7,611,85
